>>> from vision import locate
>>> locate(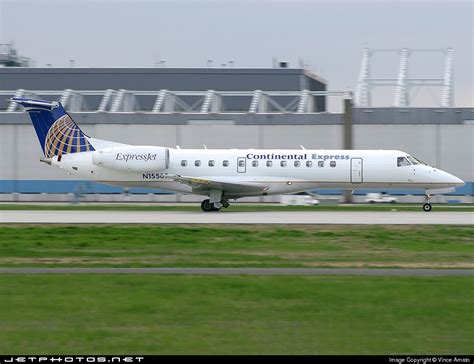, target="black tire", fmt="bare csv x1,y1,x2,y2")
201,199,221,212
422,203,432,212
201,199,213,212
